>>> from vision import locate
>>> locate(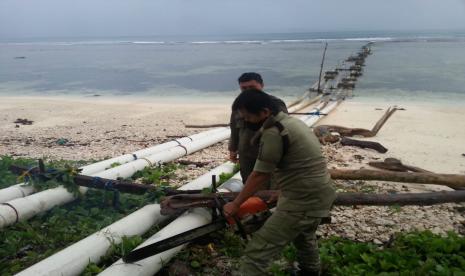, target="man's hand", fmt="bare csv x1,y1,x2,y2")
228,151,238,163
266,190,280,204
223,201,240,218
